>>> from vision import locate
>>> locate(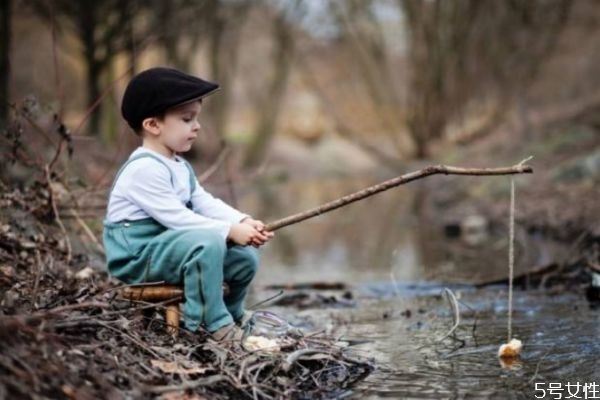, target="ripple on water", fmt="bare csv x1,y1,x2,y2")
338,287,600,399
